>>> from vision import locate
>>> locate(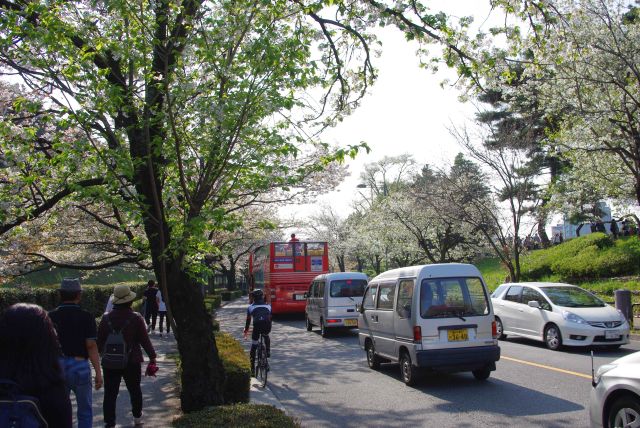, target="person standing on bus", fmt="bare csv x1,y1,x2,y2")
289,233,299,242
243,289,272,376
